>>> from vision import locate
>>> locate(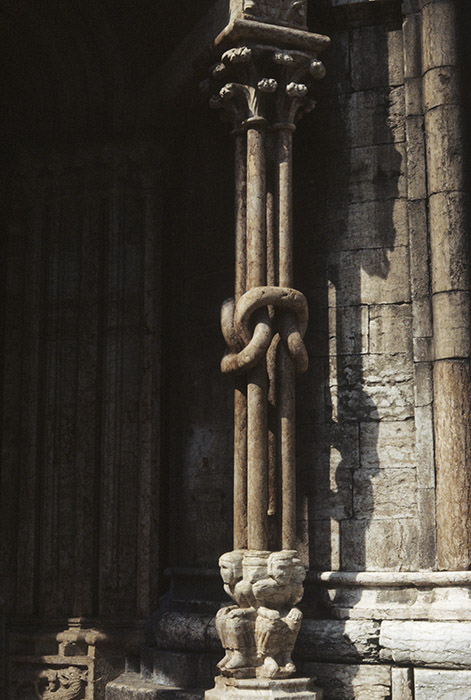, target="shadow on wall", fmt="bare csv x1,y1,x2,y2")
293,10,407,697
